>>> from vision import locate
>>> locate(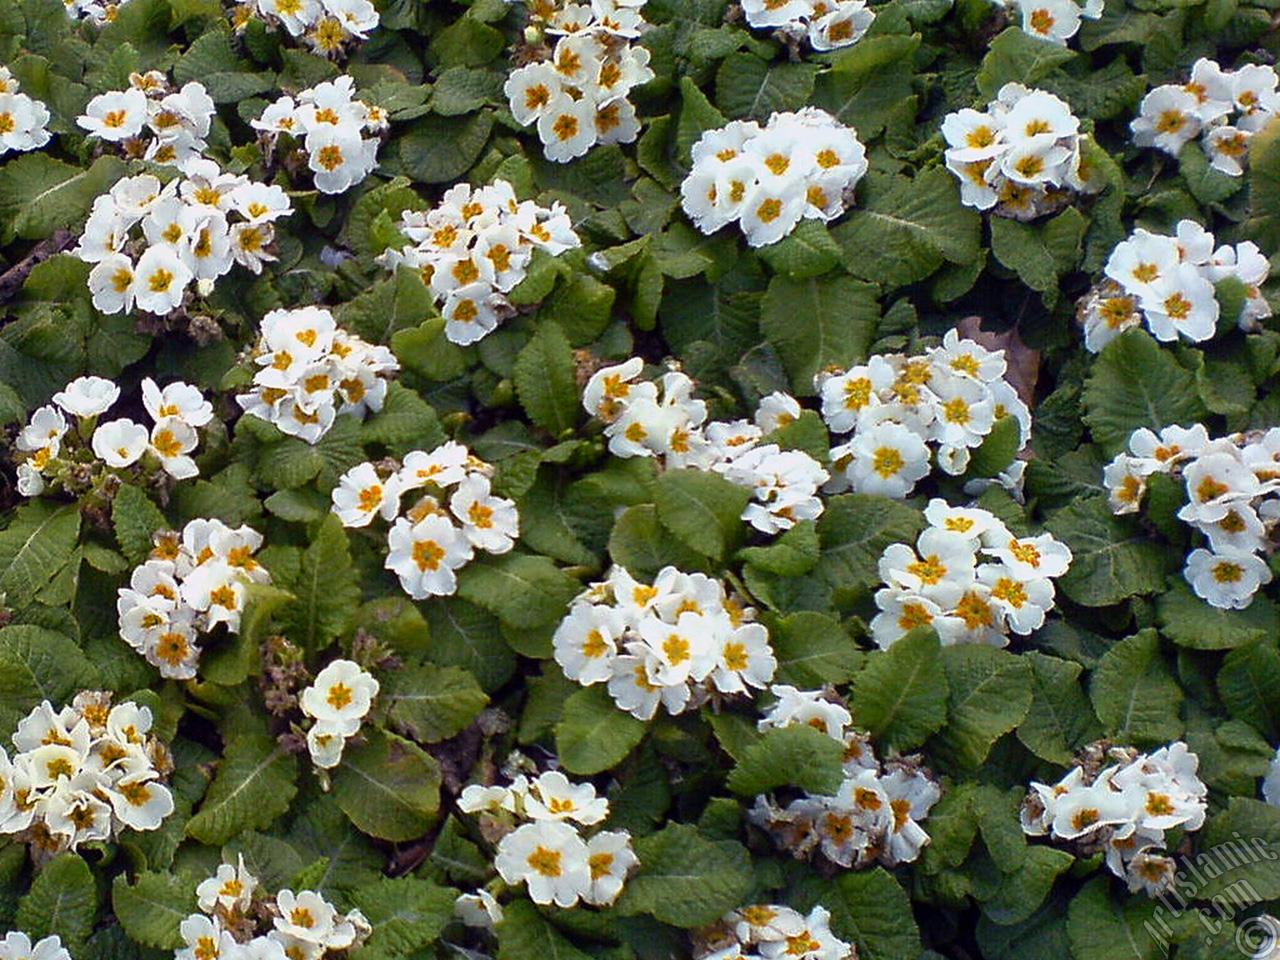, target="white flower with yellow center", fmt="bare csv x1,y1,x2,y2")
91,418,149,468
1184,547,1272,609
77,88,148,141
524,770,609,825
300,659,379,735
494,820,592,907
52,375,120,419
195,855,257,914
332,462,401,528
385,513,474,599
